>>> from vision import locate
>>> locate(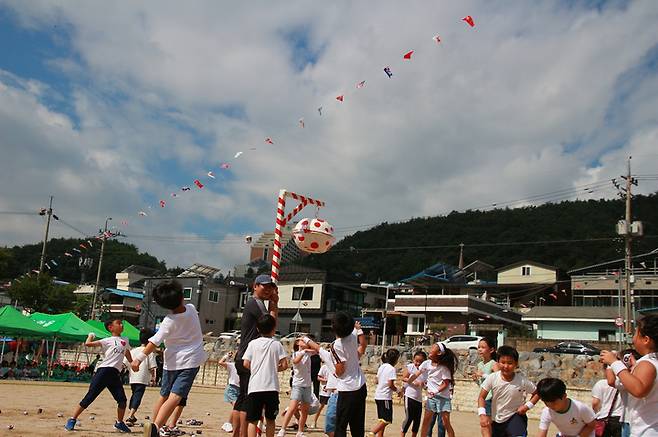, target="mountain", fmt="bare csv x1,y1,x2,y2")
302,194,658,283
1,238,166,287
